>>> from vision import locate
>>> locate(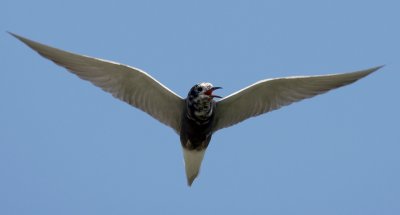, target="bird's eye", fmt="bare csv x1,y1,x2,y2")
197,87,203,92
